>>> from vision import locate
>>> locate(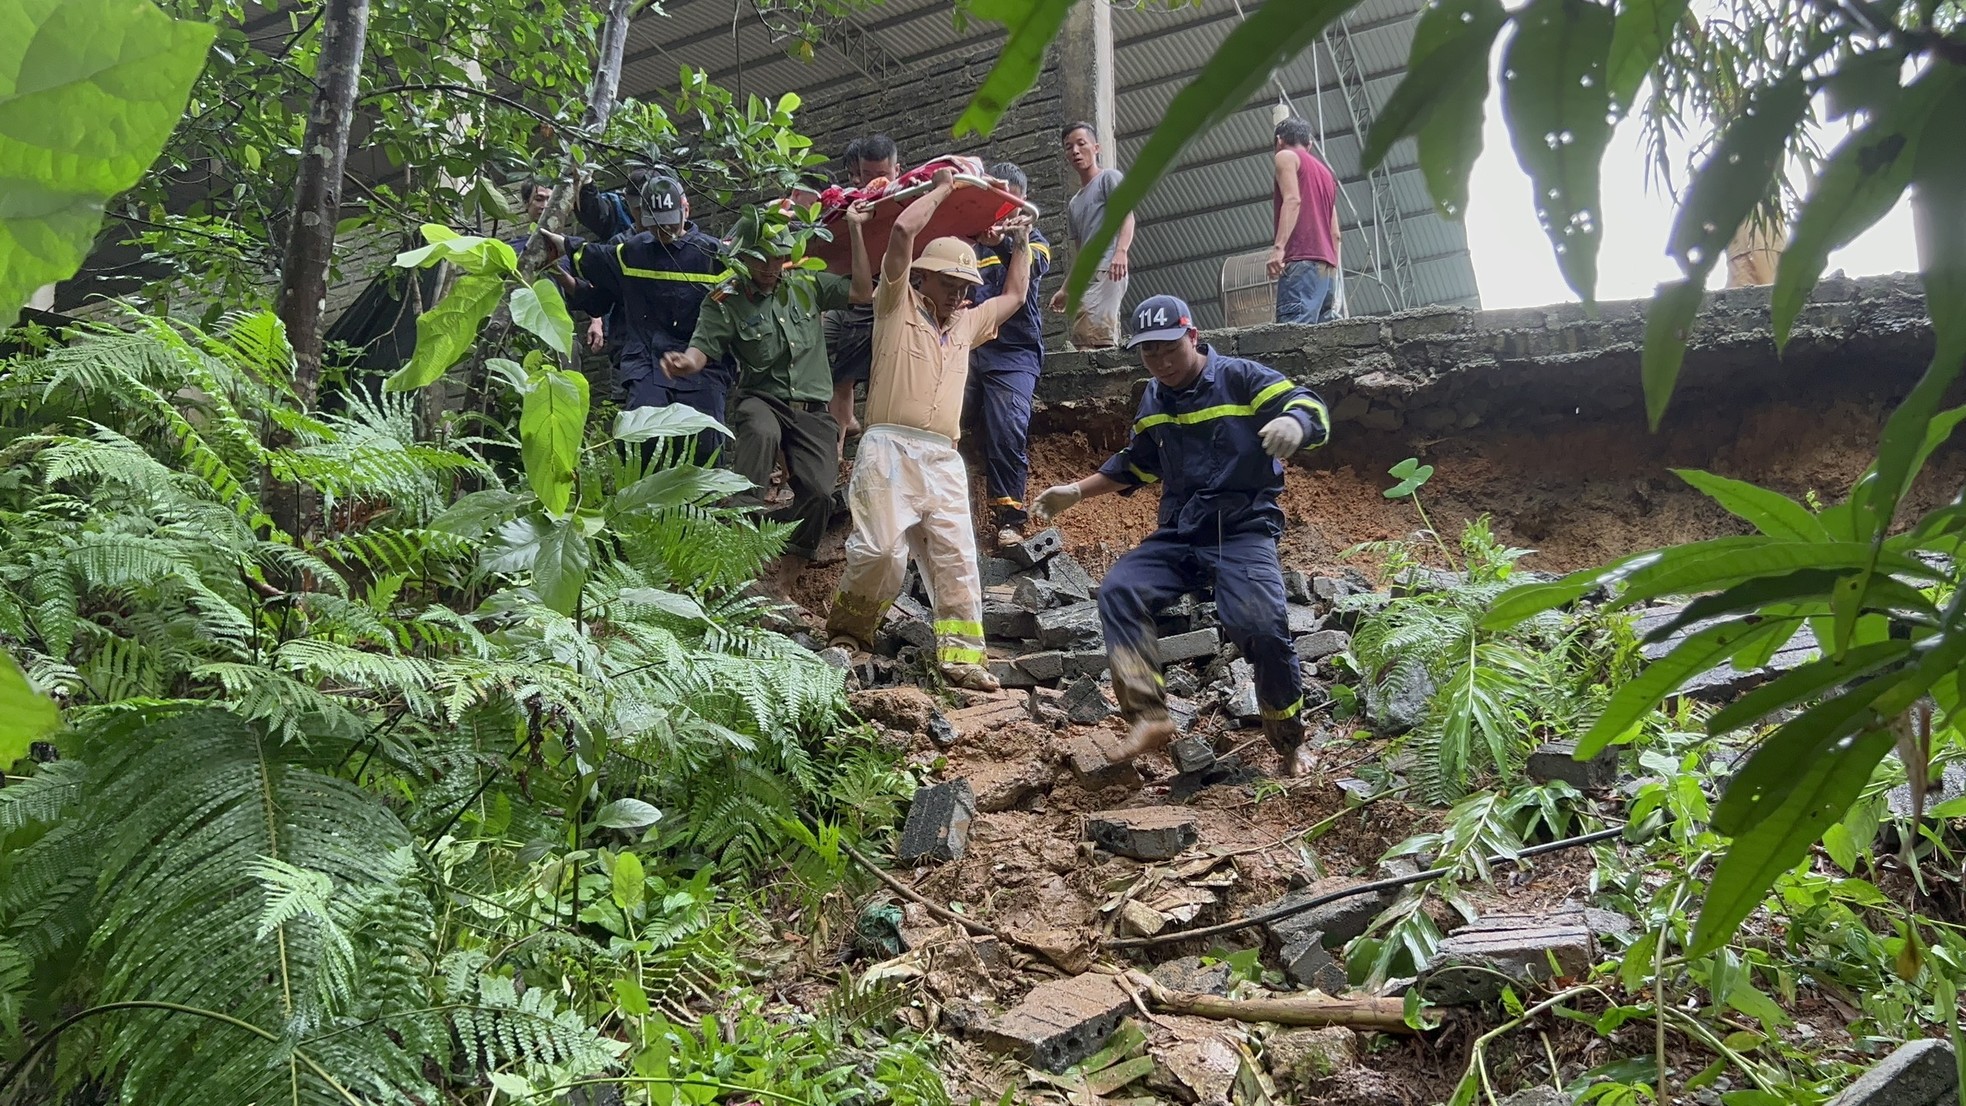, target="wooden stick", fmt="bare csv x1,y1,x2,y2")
1148,987,1415,1035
